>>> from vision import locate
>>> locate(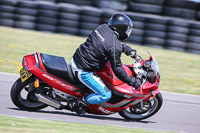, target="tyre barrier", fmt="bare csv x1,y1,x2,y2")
57,0,93,6
0,0,17,27
125,12,147,45
36,1,59,32
144,16,168,49
186,21,200,54
93,0,128,11
0,0,200,54
57,3,80,35
79,6,102,36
